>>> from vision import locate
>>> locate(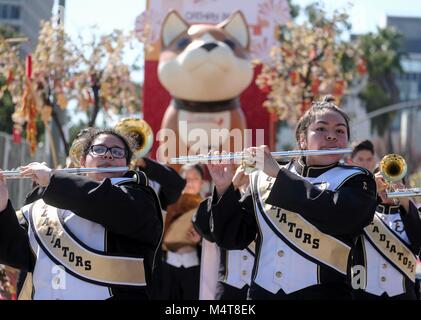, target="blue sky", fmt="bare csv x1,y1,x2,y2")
62,0,421,37
64,0,146,37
